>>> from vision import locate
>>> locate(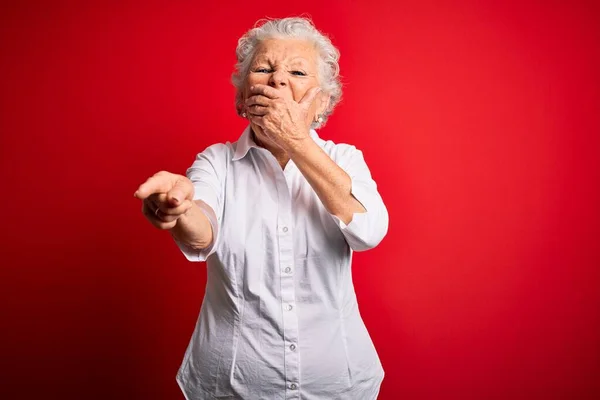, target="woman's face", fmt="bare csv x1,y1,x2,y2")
244,38,327,122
